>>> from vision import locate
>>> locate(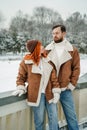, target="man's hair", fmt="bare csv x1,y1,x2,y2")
52,24,66,32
